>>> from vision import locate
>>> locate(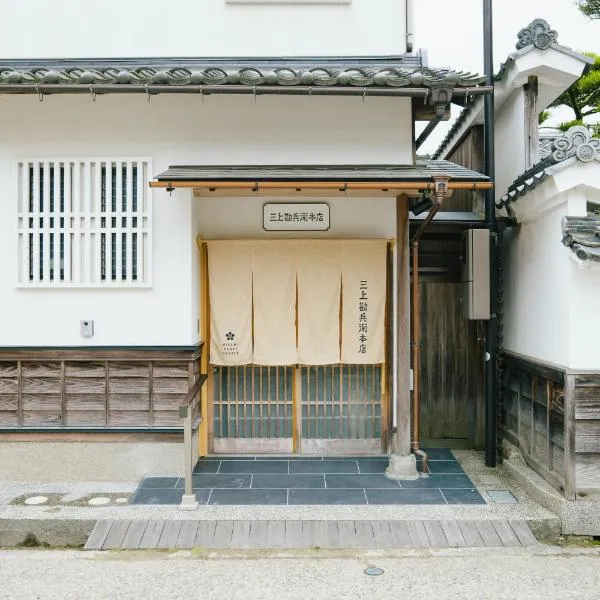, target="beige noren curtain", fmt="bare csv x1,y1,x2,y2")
207,241,253,366
297,240,341,365
341,240,387,364
252,241,298,365
206,239,386,367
